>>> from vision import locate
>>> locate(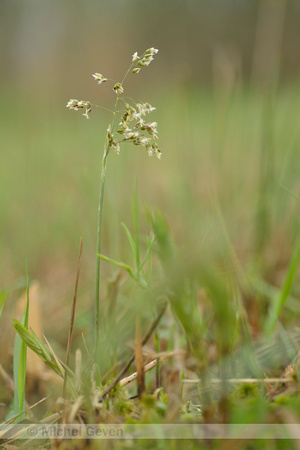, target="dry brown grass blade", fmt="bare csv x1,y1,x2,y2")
74,348,82,390
0,396,52,442
63,237,83,398
135,313,145,397
39,412,61,423
1,412,61,445
181,377,294,384
67,395,84,423
61,395,84,425
99,300,167,399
